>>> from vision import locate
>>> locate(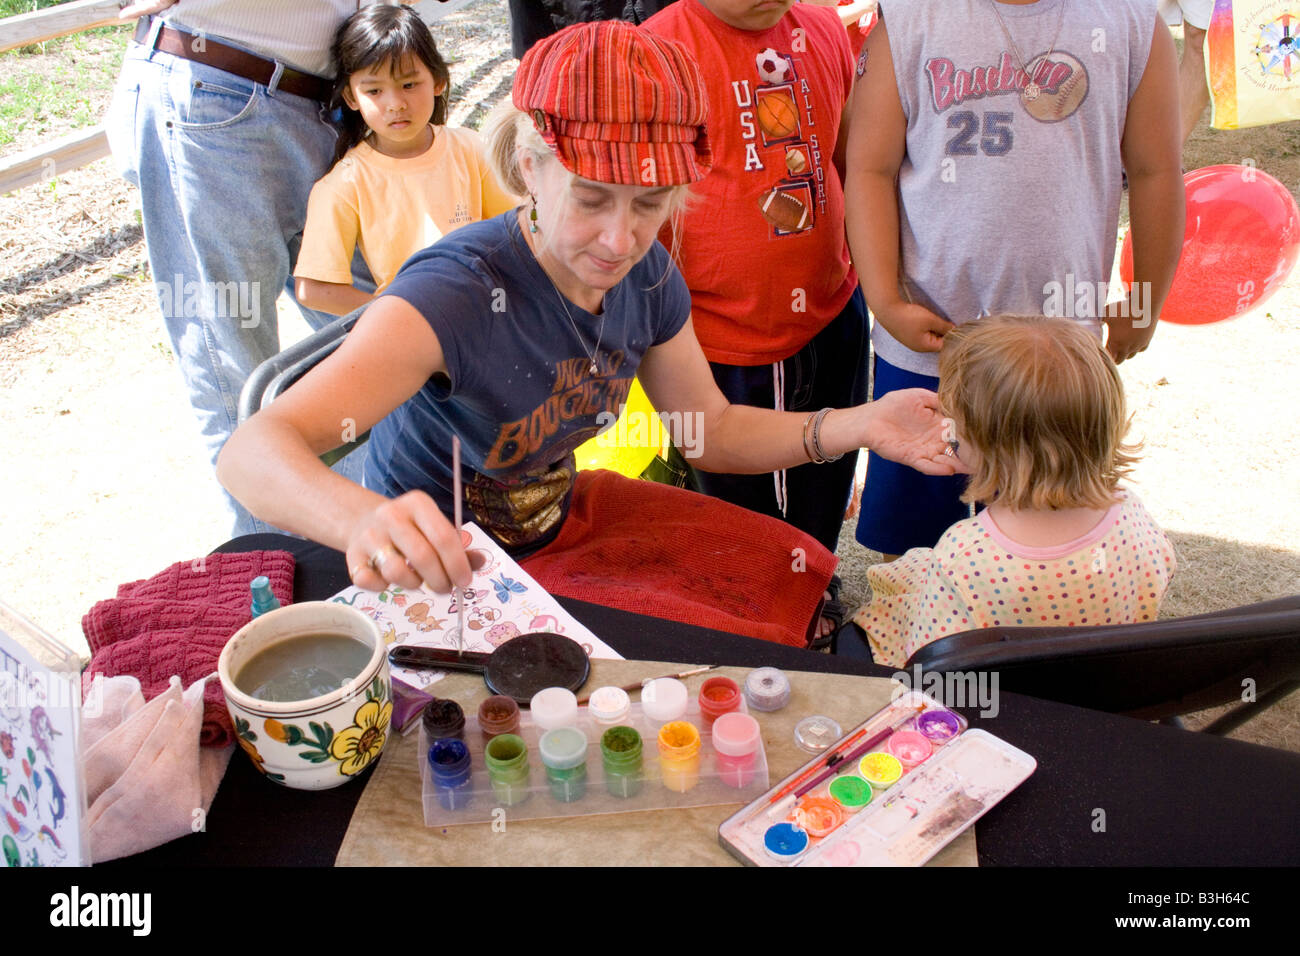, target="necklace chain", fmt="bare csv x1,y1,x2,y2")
551,282,606,375
988,0,1067,103
525,210,607,376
